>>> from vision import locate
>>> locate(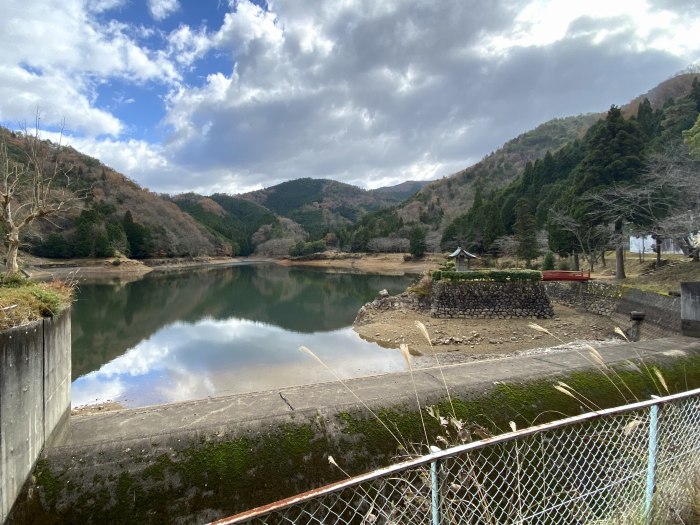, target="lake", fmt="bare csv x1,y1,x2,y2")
71,263,415,408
